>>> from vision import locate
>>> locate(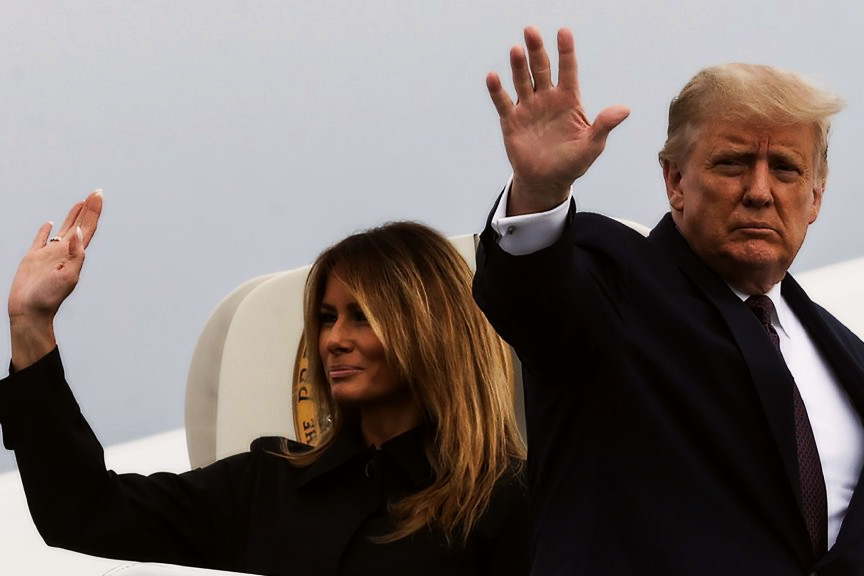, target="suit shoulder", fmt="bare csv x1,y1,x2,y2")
813,303,864,349
573,212,649,235
570,212,651,254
